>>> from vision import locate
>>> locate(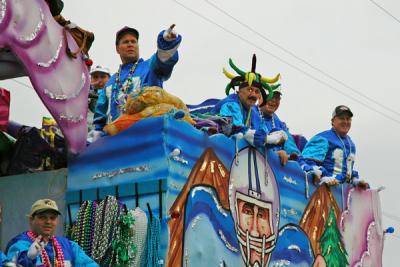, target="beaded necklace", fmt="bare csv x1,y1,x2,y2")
71,201,97,257
239,101,251,127
146,216,161,267
112,211,136,266
92,196,122,266
334,130,353,179
27,229,65,267
112,62,138,113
